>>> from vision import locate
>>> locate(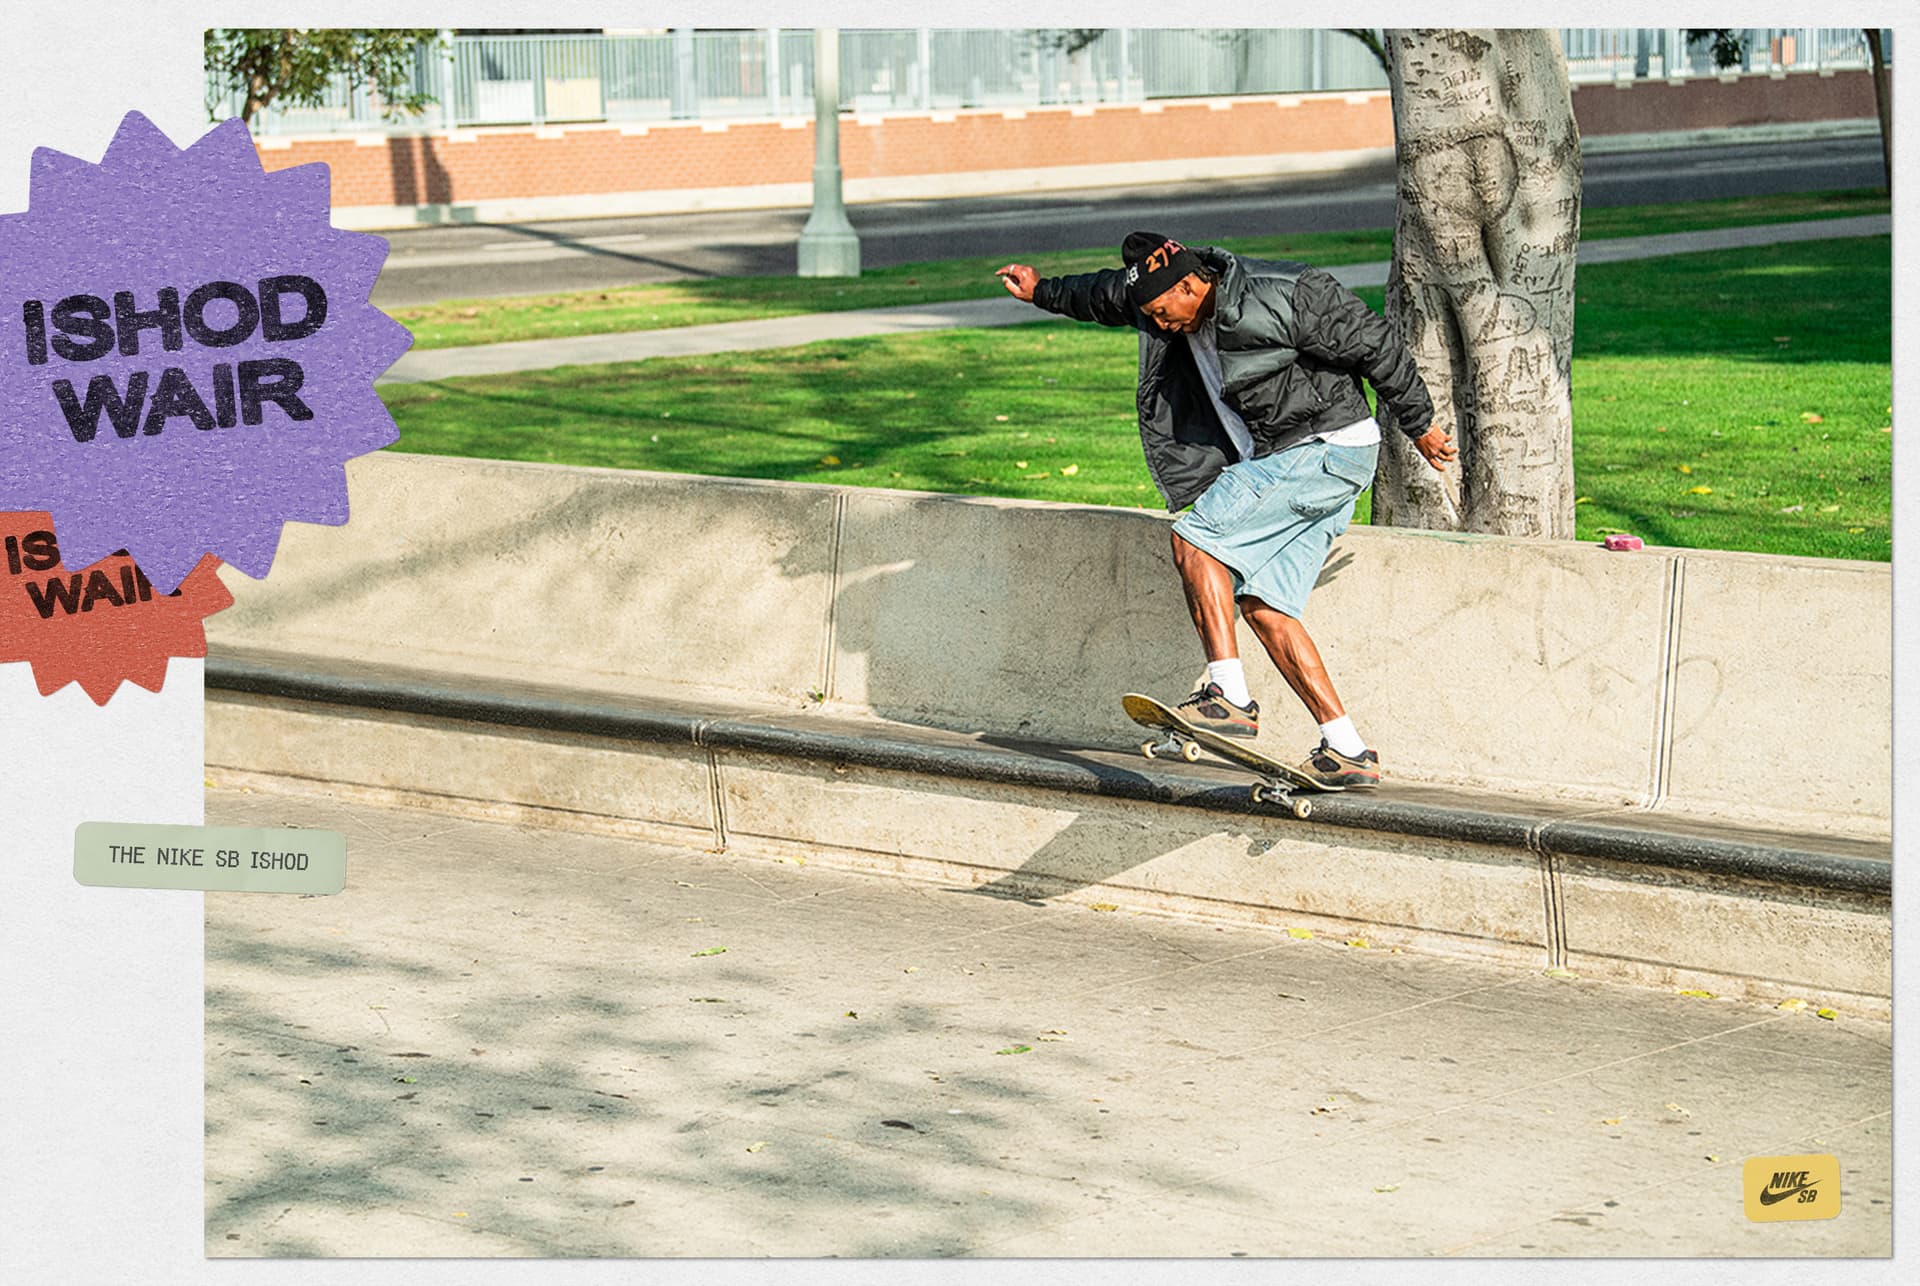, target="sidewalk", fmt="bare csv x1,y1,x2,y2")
378,215,1891,385
203,785,1891,1258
